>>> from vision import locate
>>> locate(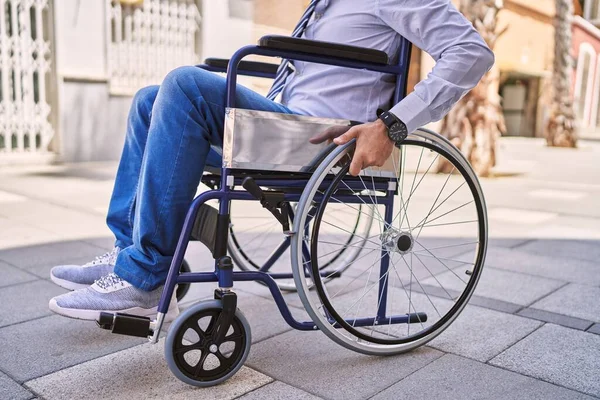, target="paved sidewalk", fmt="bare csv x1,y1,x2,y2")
0,137,599,399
